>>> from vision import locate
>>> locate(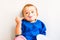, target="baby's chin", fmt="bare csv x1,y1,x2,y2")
25,18,36,22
